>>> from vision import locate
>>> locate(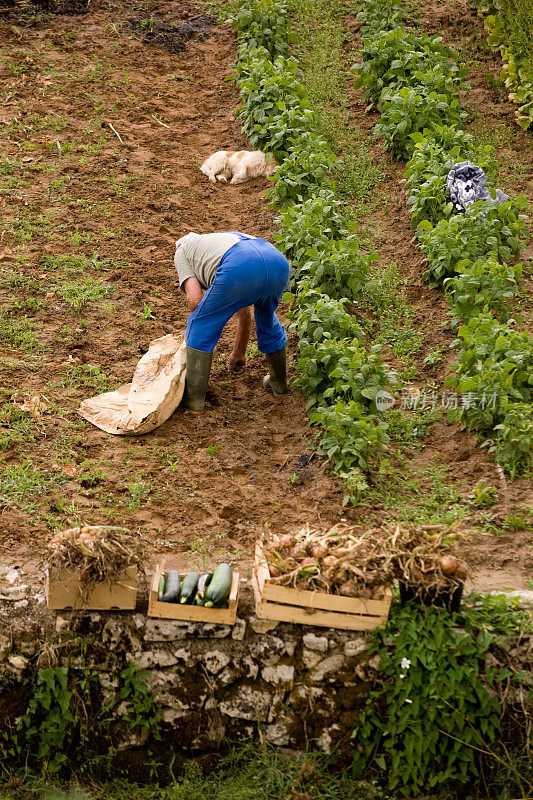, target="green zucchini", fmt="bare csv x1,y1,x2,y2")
162,570,181,603
179,572,199,604
157,575,166,602
204,564,232,608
